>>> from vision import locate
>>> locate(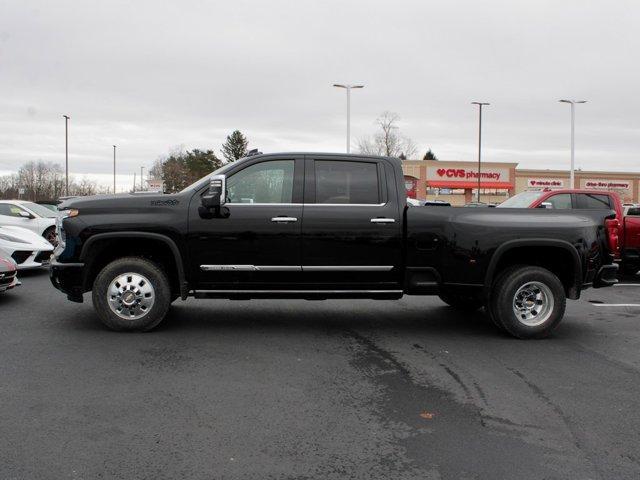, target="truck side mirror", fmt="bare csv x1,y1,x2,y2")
201,175,226,209
538,202,553,209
